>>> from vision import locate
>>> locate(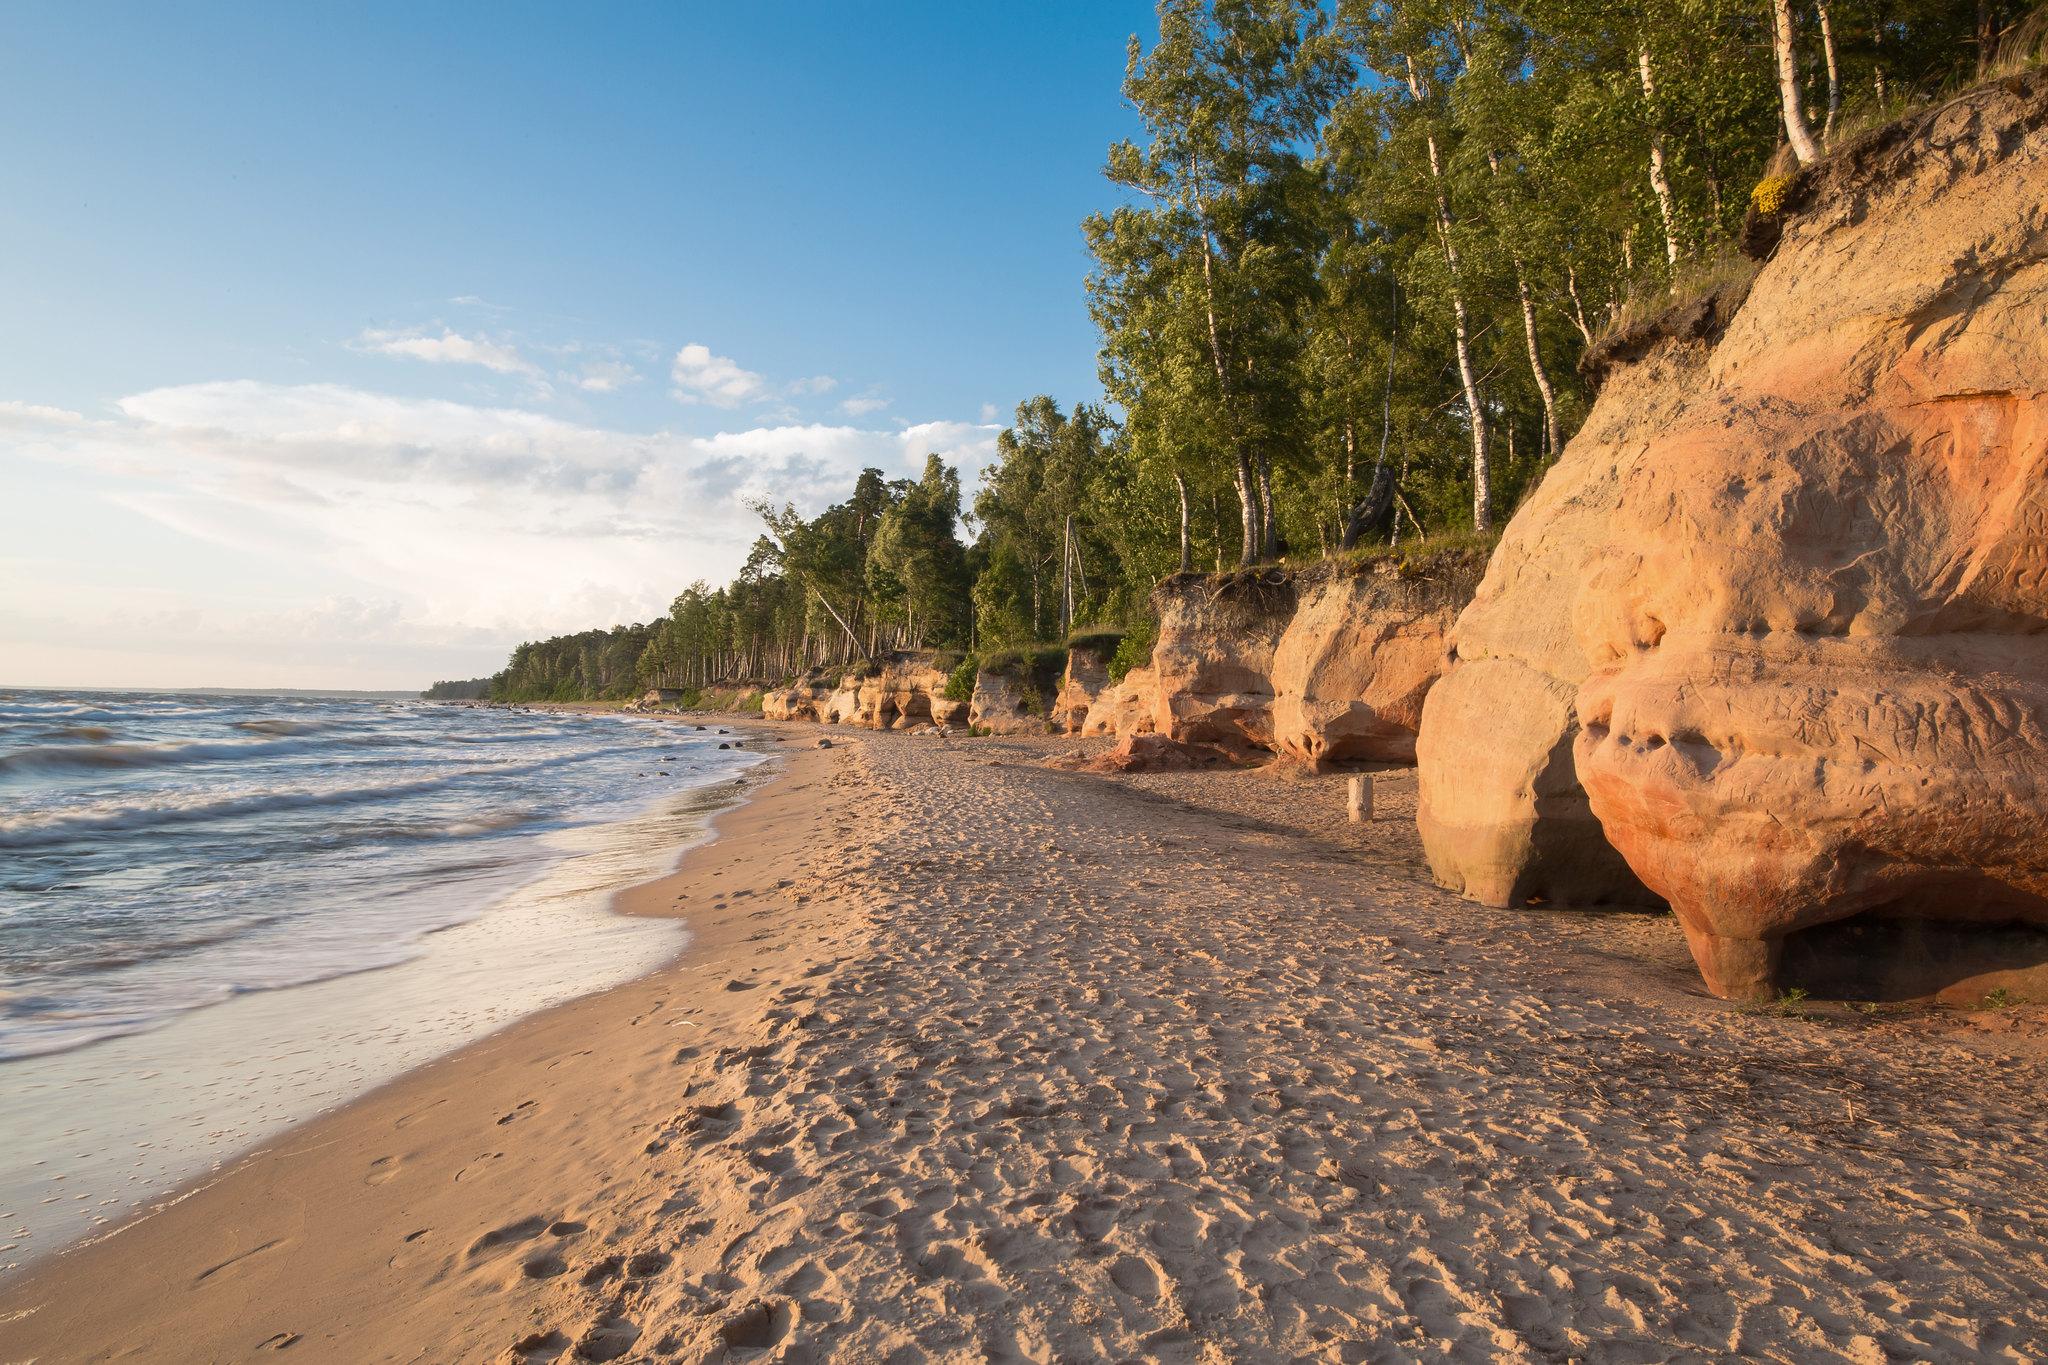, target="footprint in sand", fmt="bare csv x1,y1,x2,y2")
364,1155,402,1186
1109,1254,1166,1303
520,1250,567,1279
573,1315,641,1362
466,1214,551,1259
453,1151,505,1183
